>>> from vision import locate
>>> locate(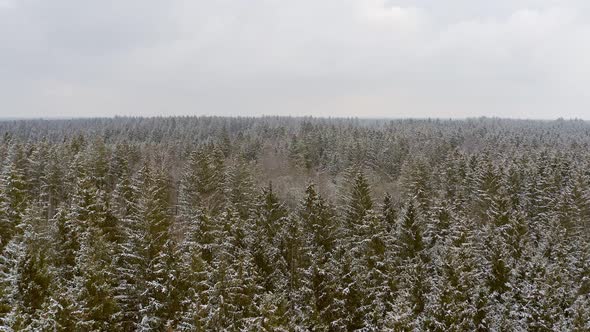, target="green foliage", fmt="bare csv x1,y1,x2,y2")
0,117,588,330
